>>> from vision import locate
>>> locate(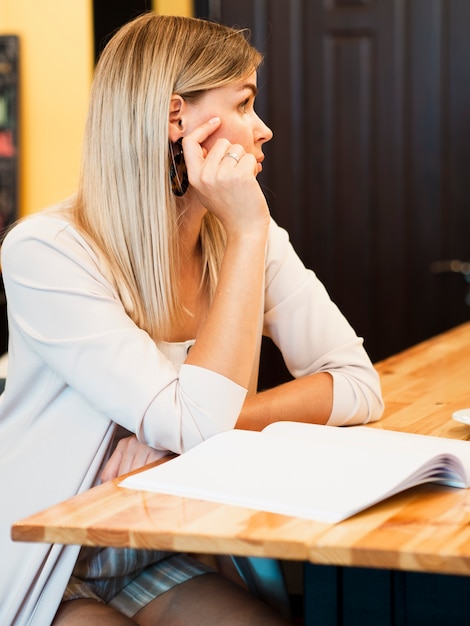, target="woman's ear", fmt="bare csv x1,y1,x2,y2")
169,95,185,142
